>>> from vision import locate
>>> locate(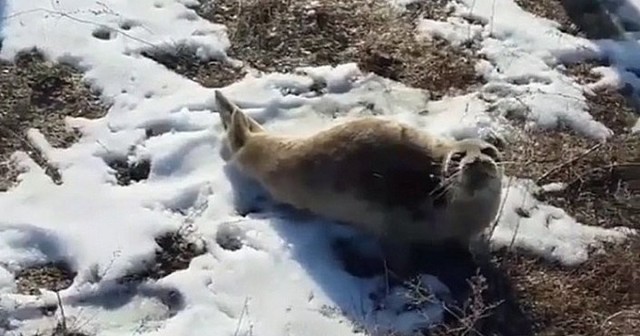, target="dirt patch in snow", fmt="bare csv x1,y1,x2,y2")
497,239,640,336
119,231,206,283
564,62,638,134
0,49,107,191
14,261,76,295
514,0,622,39
502,118,639,335
141,45,246,88
198,0,483,99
